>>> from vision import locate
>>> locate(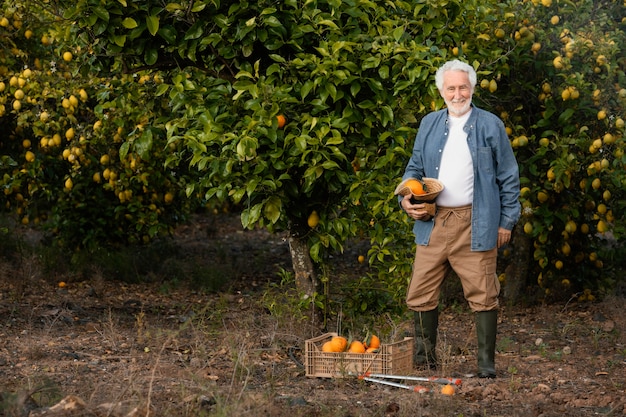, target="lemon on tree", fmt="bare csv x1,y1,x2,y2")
307,210,320,228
